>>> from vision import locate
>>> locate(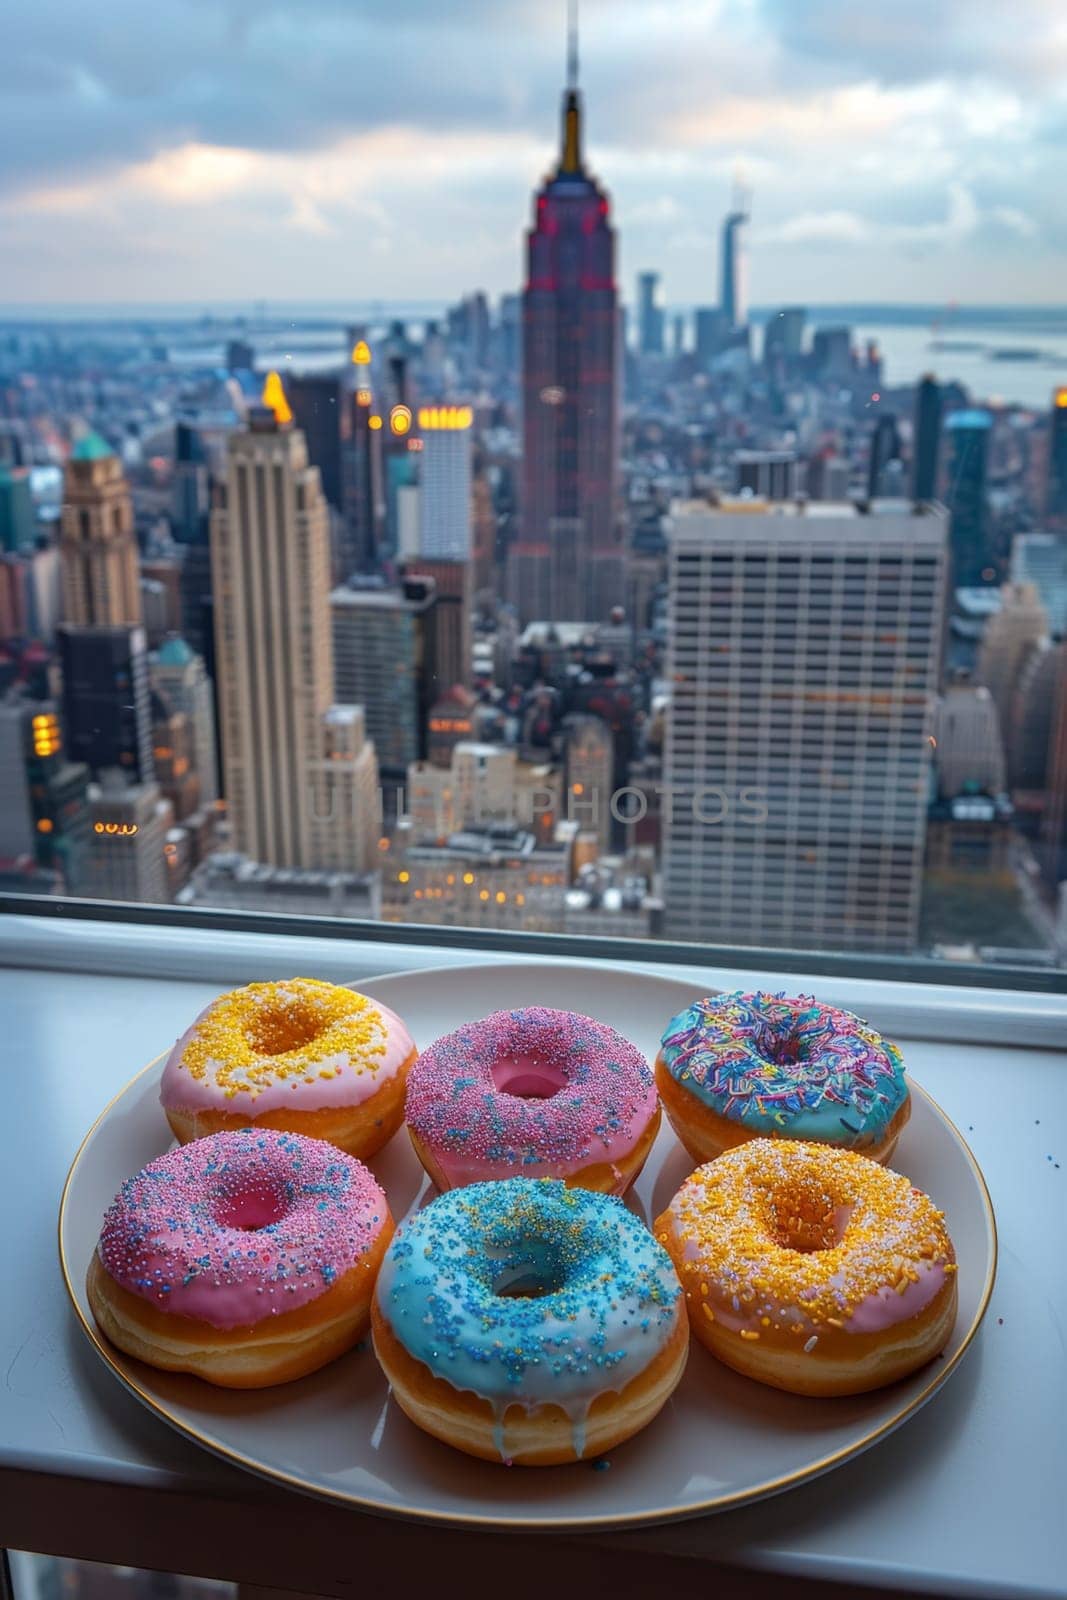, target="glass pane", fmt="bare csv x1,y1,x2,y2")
8,1555,233,1600
1,6,1064,975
